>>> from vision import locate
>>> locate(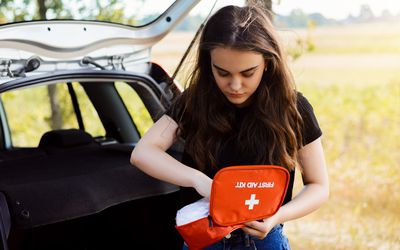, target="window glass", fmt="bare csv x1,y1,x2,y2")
1,83,78,147
114,81,153,136
1,82,106,147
